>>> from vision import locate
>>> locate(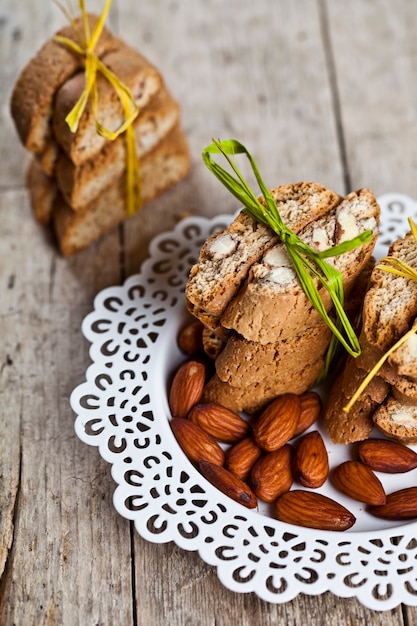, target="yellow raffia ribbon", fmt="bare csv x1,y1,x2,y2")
54,0,141,216
344,217,417,413
374,217,417,281
343,325,417,413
